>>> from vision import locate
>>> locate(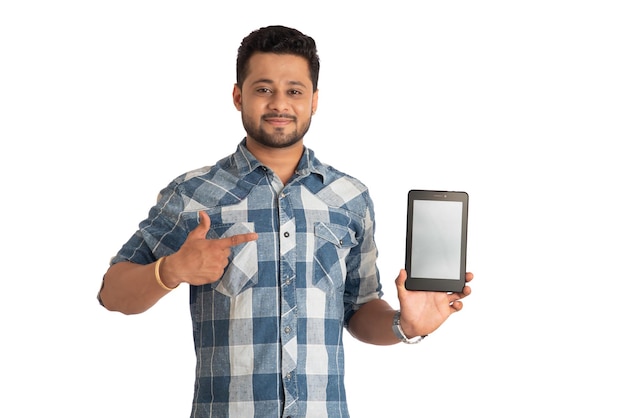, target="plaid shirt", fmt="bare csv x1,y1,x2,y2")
111,140,383,418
